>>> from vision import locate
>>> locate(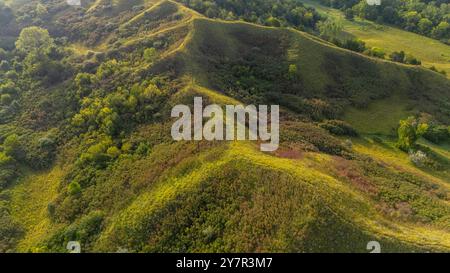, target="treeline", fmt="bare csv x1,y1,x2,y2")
317,0,450,43
177,0,323,30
